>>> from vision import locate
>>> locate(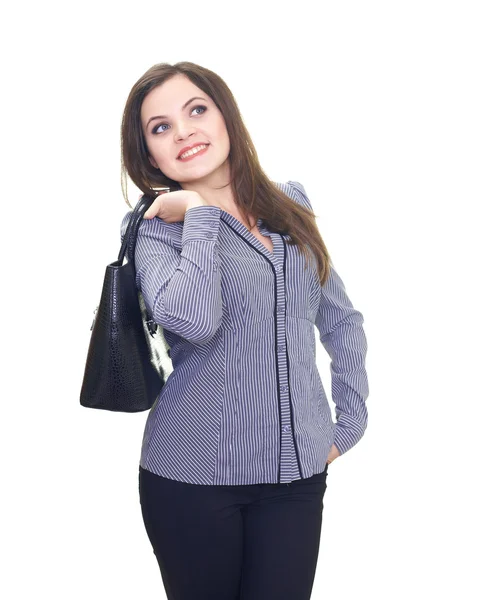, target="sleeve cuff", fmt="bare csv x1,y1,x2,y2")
182,205,222,245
